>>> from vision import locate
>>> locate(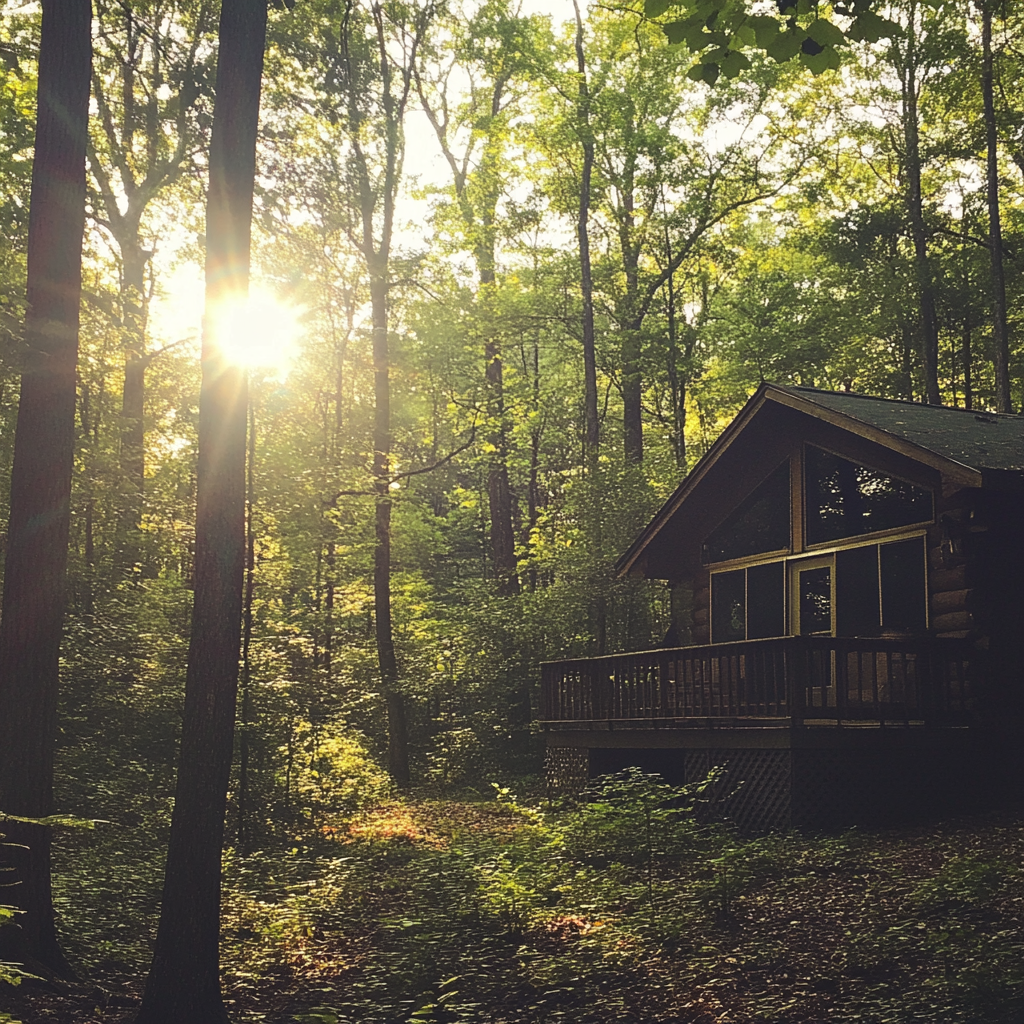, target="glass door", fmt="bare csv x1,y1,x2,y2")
790,555,835,635
790,555,835,706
